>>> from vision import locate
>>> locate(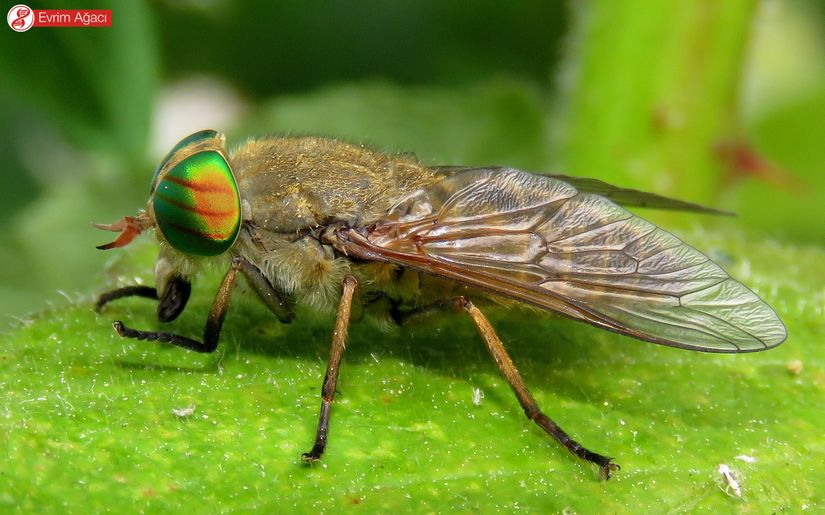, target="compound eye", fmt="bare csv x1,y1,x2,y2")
151,150,241,256
150,129,218,194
